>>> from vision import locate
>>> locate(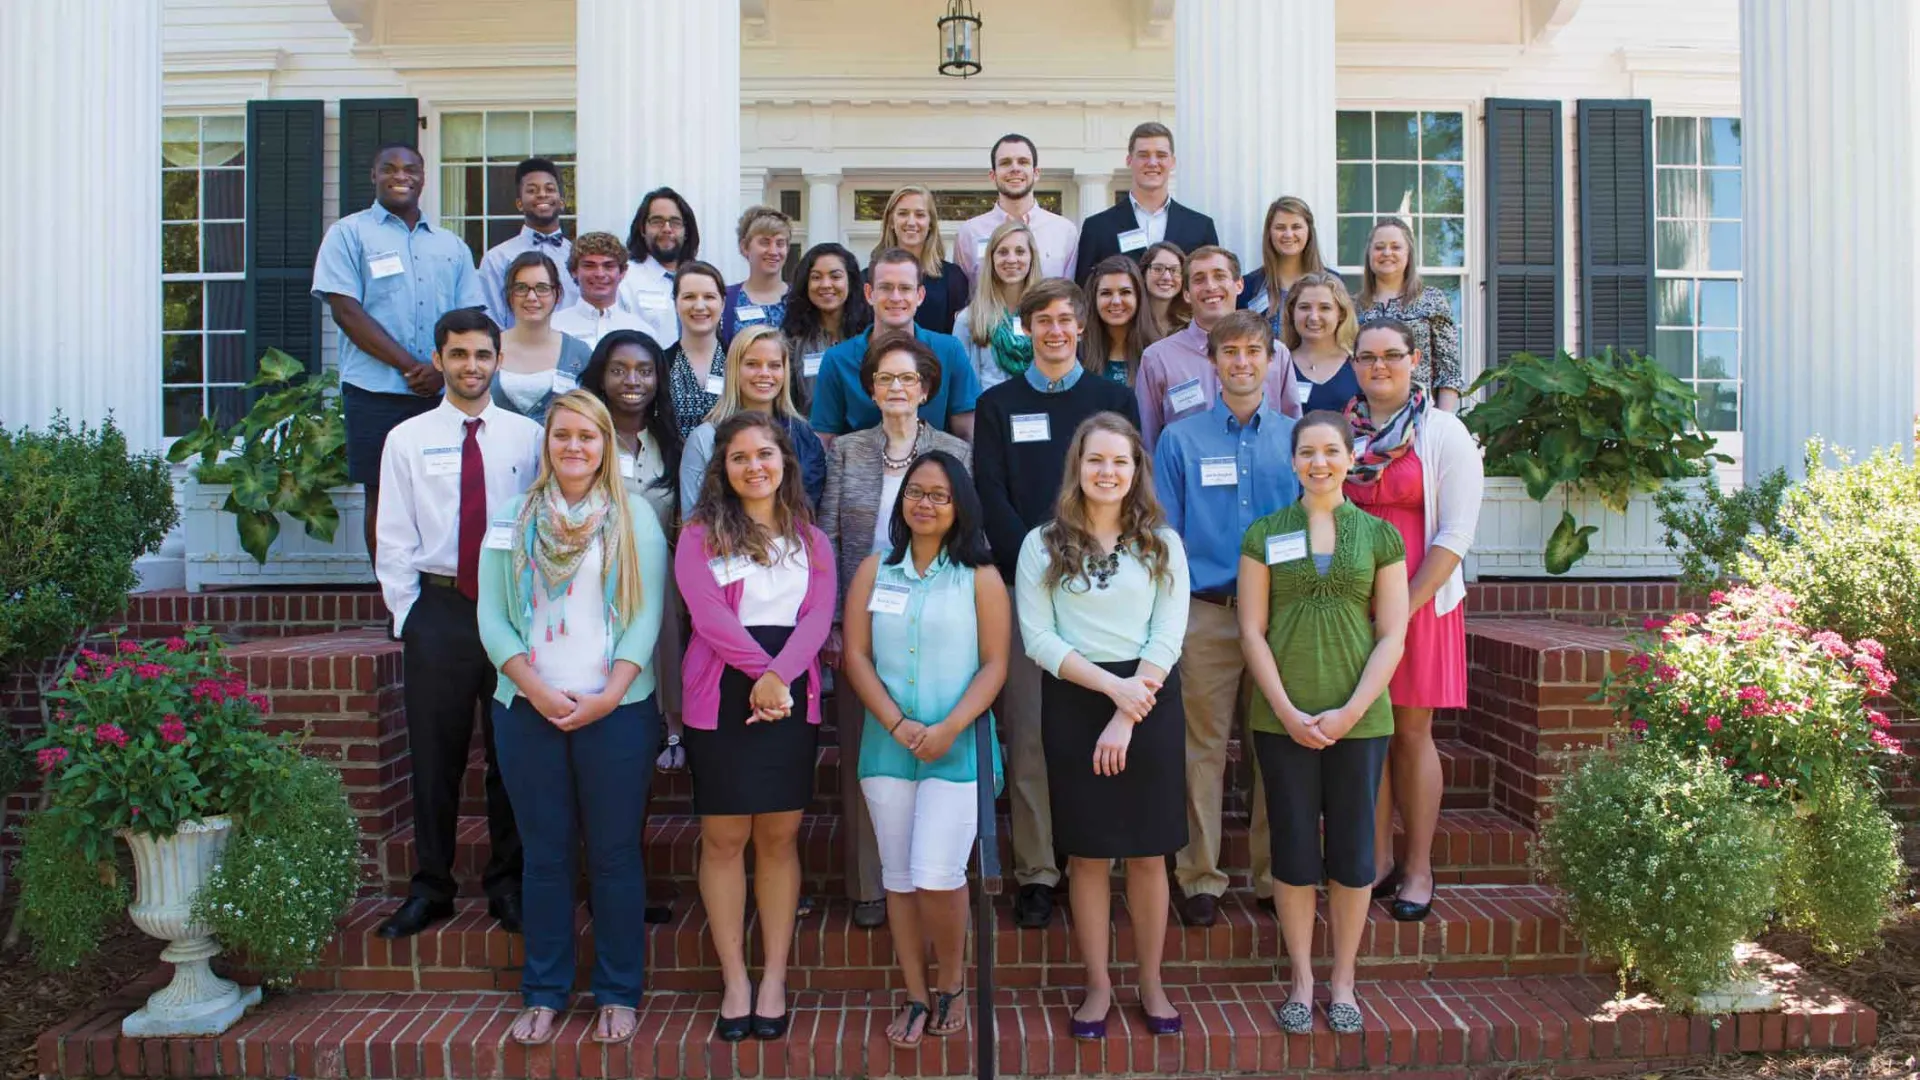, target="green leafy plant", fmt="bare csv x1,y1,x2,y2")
194,755,363,985
167,348,349,565
0,416,176,672
1536,741,1783,1002
16,808,129,969
1464,348,1727,574
1773,777,1906,961
1655,468,1791,590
